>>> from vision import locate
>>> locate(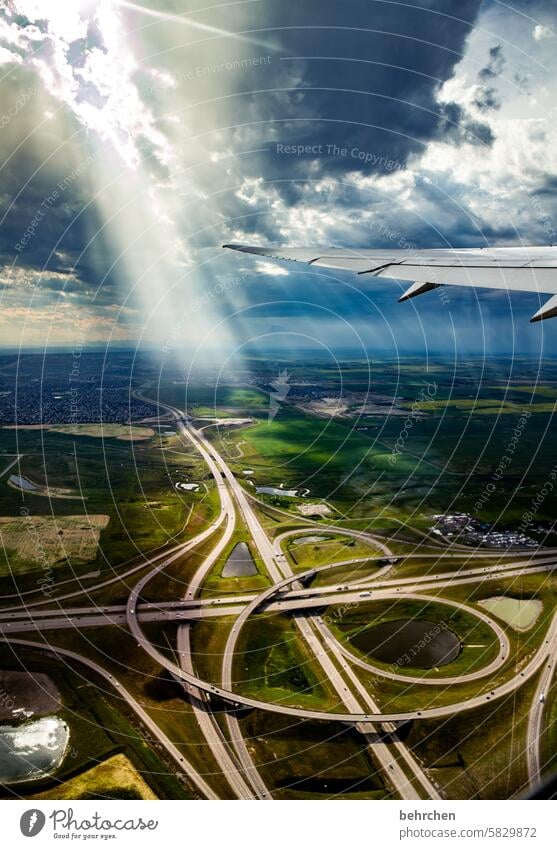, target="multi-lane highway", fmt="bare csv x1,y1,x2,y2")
181,410,439,799
122,401,554,798
1,554,551,634
527,645,555,790
1,393,554,801
5,637,219,800
131,393,271,799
